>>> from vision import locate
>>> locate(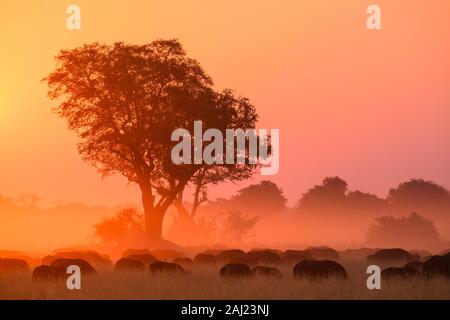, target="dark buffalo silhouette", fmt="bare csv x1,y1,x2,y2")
293,260,347,279
250,266,282,278
149,261,186,274
42,250,112,270
244,250,282,266
122,249,151,257
281,250,313,264
220,263,251,278
0,250,36,267
0,258,30,274
367,248,419,266
50,258,96,275
305,247,340,260
173,257,194,267
150,249,184,261
194,253,217,264
32,265,66,282
423,253,450,278
124,254,156,266
201,249,222,256
411,250,431,259
216,249,246,262
114,258,146,272
381,267,421,279
404,261,424,273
